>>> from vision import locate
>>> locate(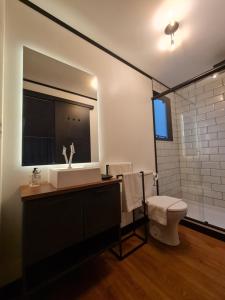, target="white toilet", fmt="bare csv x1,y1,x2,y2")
106,163,187,246
146,196,187,246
